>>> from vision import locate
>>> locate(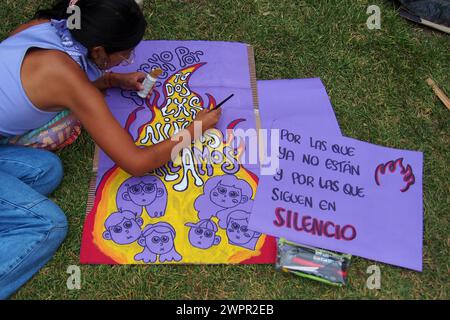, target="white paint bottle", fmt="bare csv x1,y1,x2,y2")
138,68,162,98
